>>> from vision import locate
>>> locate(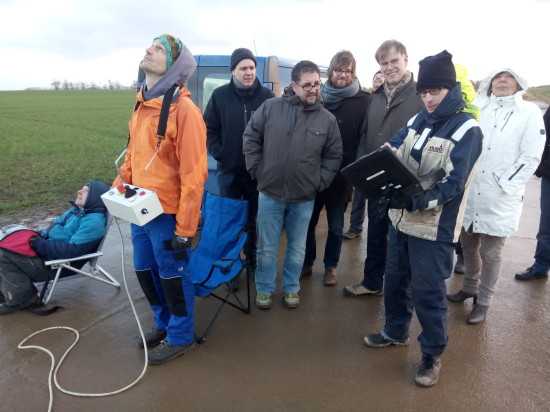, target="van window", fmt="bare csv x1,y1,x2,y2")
199,69,232,112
